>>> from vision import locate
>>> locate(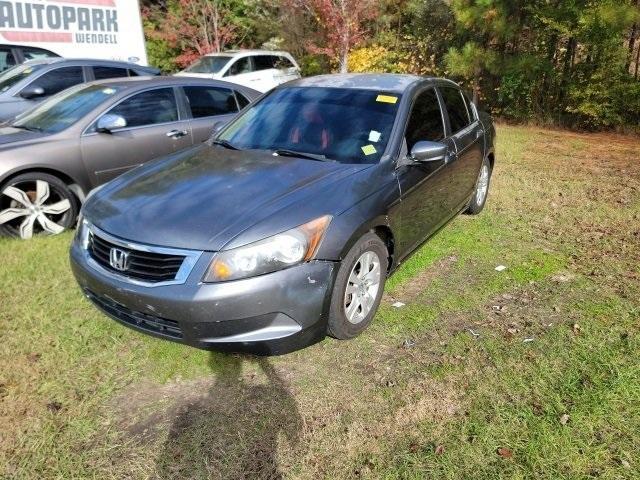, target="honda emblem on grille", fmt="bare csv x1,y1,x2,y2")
109,248,130,272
